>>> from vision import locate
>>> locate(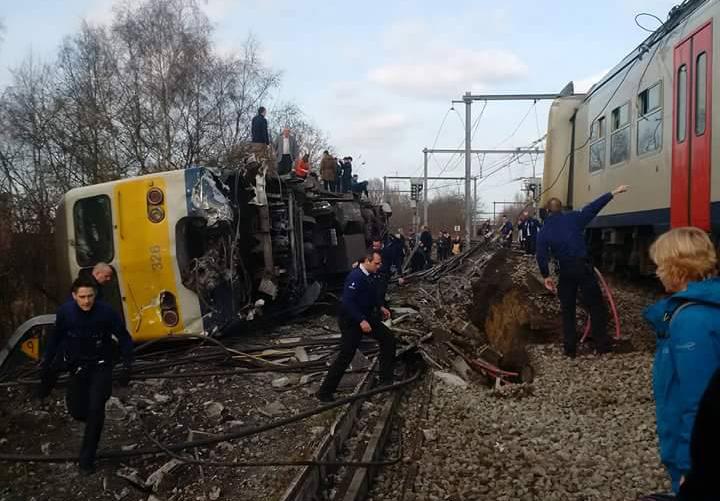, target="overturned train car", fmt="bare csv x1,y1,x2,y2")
55,145,390,342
